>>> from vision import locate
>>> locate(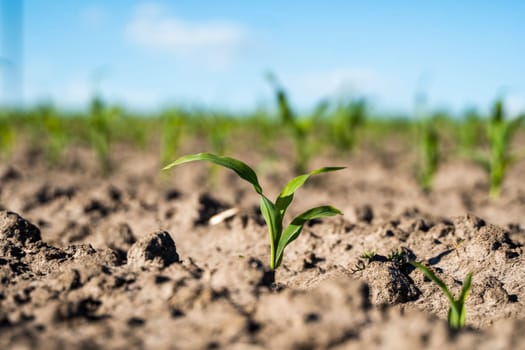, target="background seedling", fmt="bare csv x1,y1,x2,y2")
331,98,367,153
266,72,311,174
413,86,441,192
418,118,440,192
388,249,409,265
411,261,473,329
164,152,344,269
88,95,113,174
360,250,377,260
475,99,524,198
